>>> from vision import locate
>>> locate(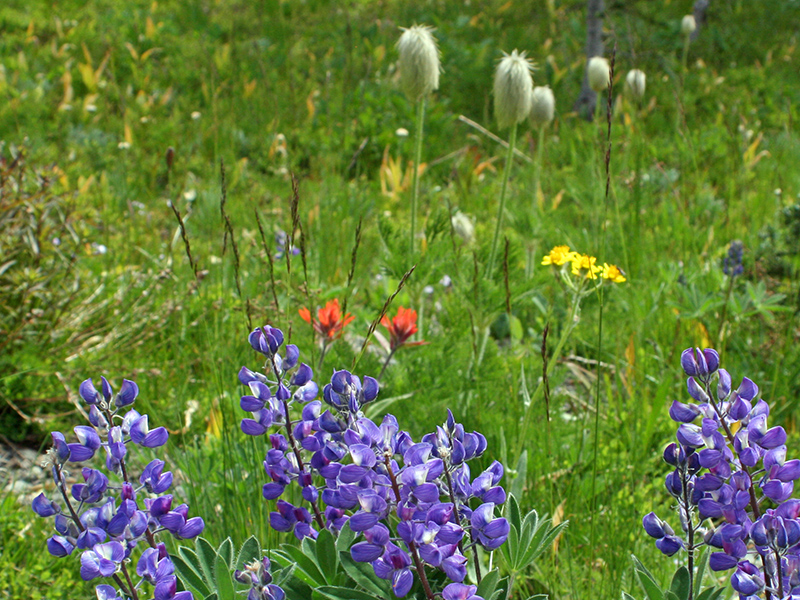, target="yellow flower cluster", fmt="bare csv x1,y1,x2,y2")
541,245,627,283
